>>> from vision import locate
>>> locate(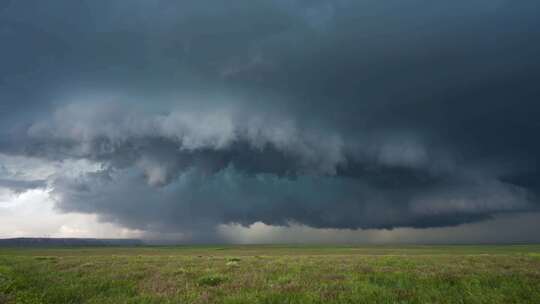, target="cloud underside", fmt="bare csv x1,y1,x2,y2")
1,1,540,240
18,105,539,236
